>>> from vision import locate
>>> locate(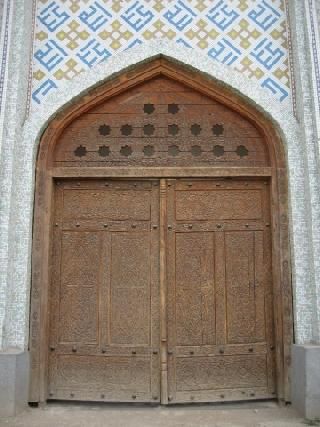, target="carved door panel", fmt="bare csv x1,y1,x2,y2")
166,179,275,403
48,179,160,402
48,177,275,404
